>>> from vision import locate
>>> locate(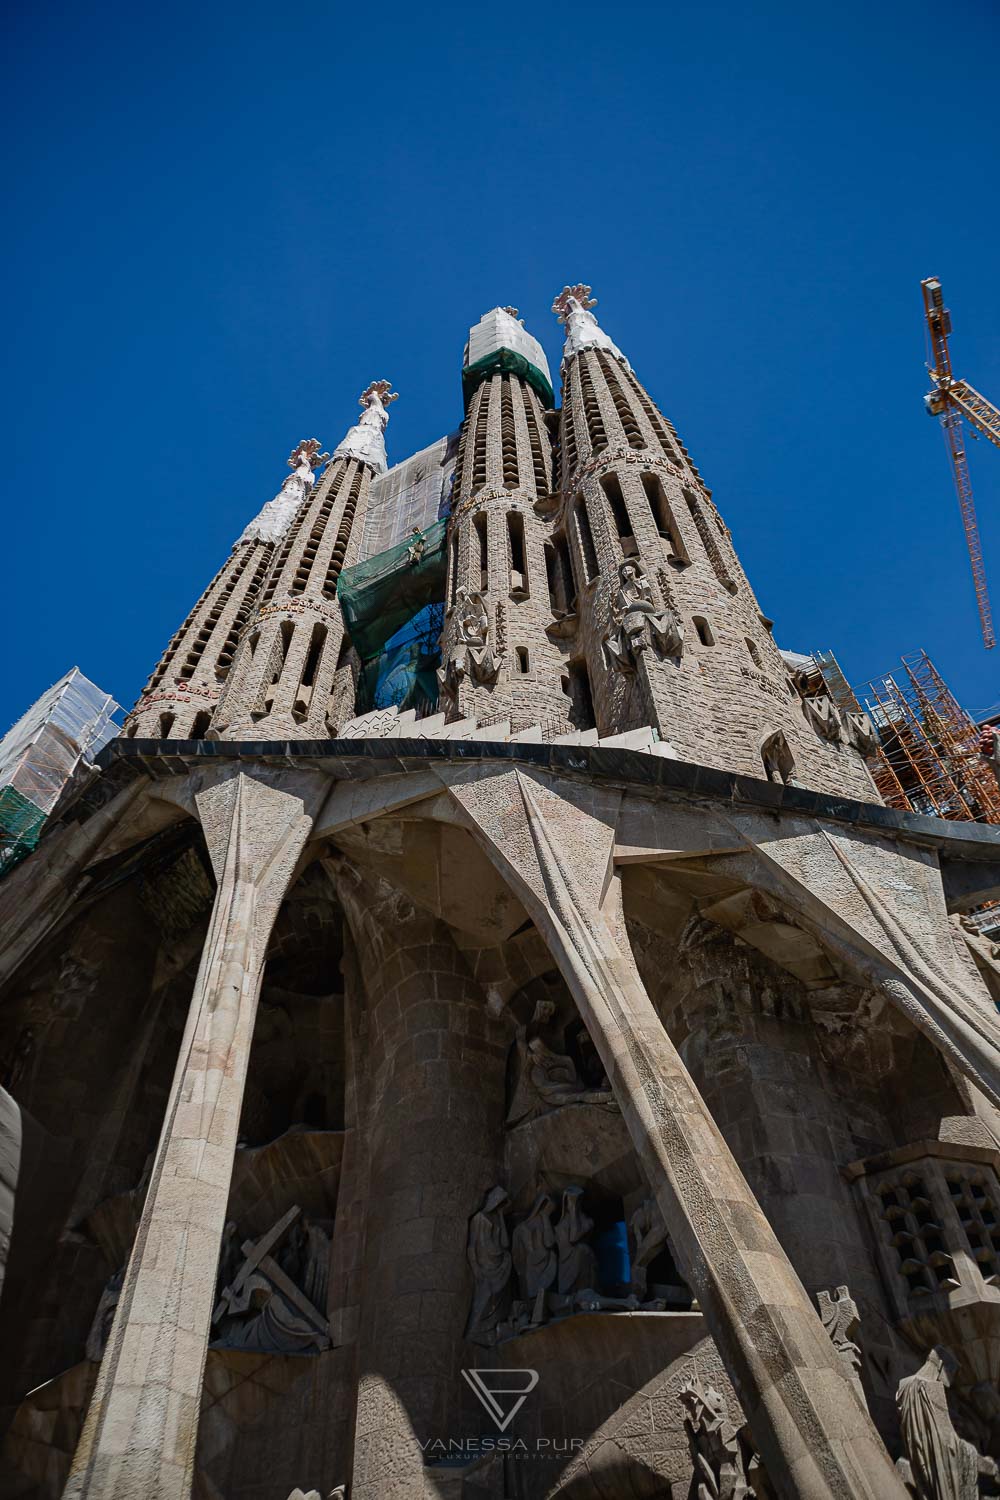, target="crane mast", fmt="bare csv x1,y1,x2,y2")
921,276,1000,649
